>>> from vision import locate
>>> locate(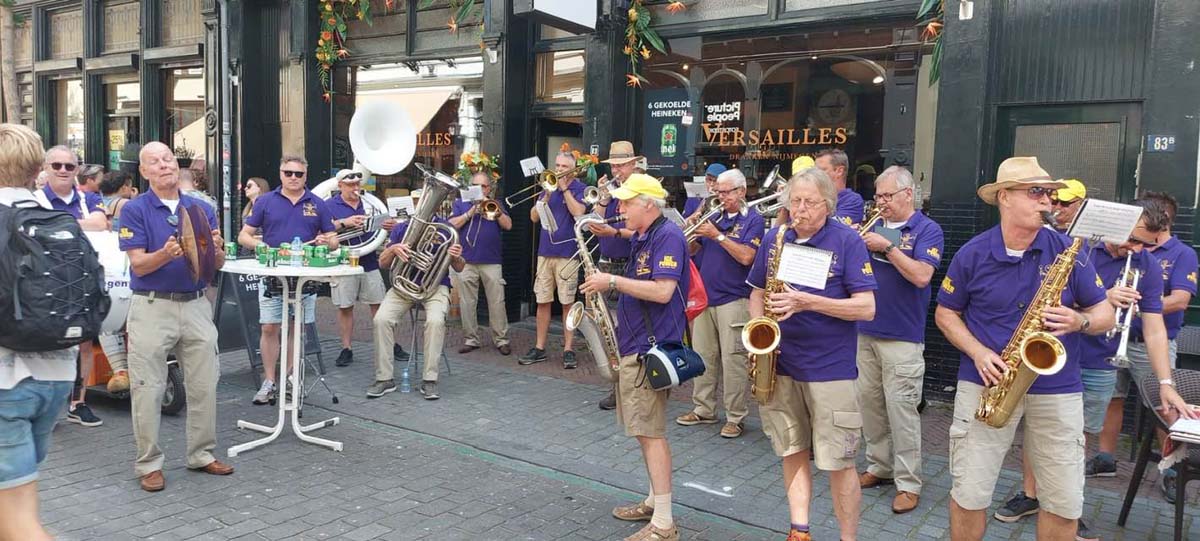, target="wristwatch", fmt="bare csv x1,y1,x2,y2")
1160,378,1175,387
1080,315,1091,332
608,275,617,292
883,243,895,254
716,234,728,243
